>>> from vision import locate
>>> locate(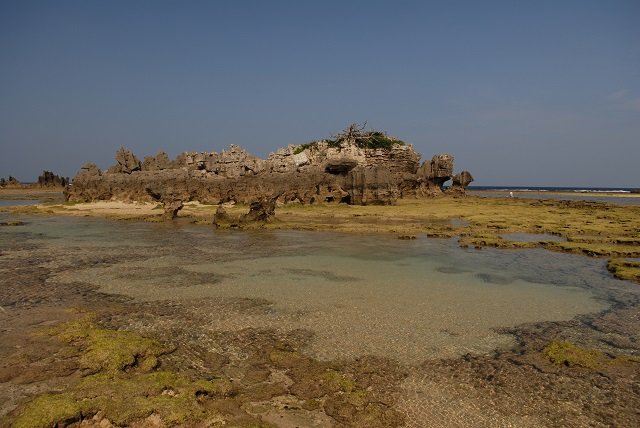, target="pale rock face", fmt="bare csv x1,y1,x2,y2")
292,152,309,167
